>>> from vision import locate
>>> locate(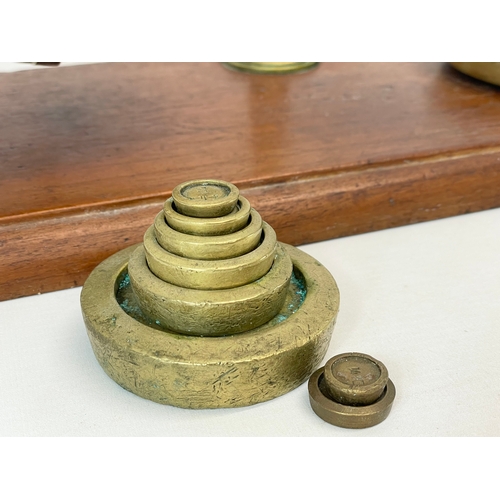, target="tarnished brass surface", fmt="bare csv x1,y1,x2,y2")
154,209,262,260
164,196,251,236
81,244,339,408
172,179,239,218
143,223,277,289
450,62,500,87
224,62,318,74
309,353,395,428
80,179,340,408
129,243,292,335
323,353,388,406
